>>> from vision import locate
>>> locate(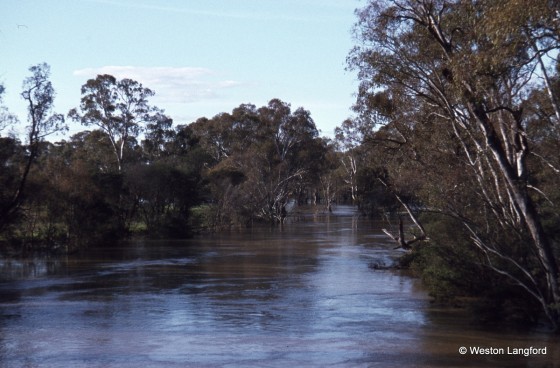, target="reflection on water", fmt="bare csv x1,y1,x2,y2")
0,206,558,367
